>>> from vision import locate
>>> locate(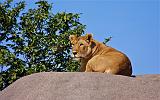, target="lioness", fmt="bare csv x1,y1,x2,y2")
69,34,132,76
